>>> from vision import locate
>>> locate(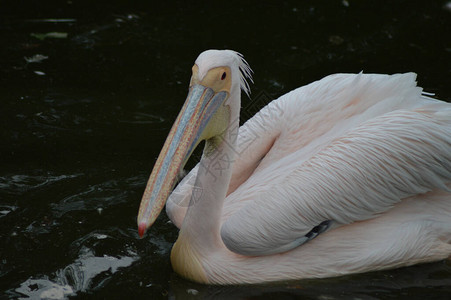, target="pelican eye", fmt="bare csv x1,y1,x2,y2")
221,72,226,80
